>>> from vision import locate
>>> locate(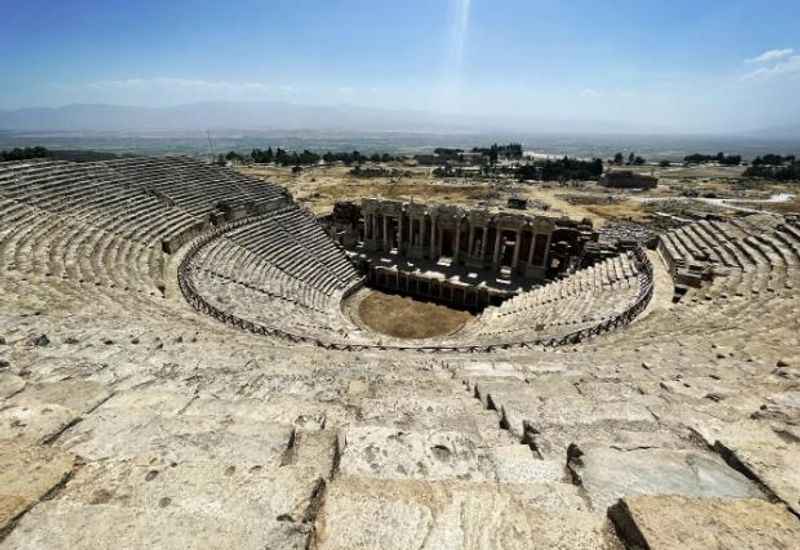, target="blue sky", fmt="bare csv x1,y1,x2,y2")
2,0,799,132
